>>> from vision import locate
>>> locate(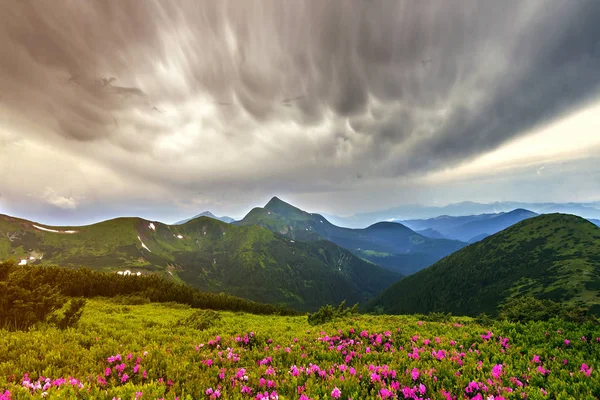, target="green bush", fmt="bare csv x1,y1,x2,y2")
498,296,597,323
307,300,357,325
175,309,222,331
0,261,86,331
